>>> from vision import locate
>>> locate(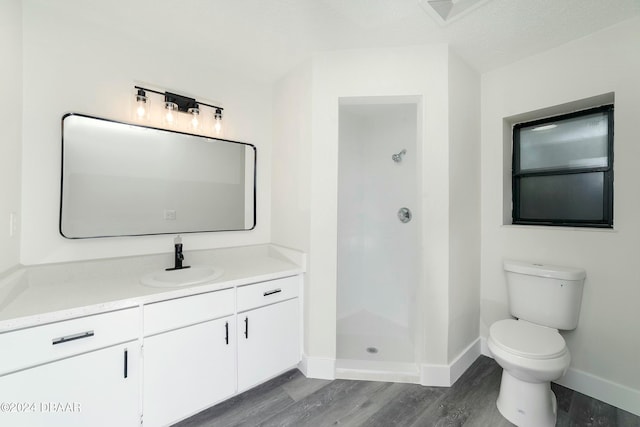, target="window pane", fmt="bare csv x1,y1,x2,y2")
519,111,609,172
519,172,604,221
